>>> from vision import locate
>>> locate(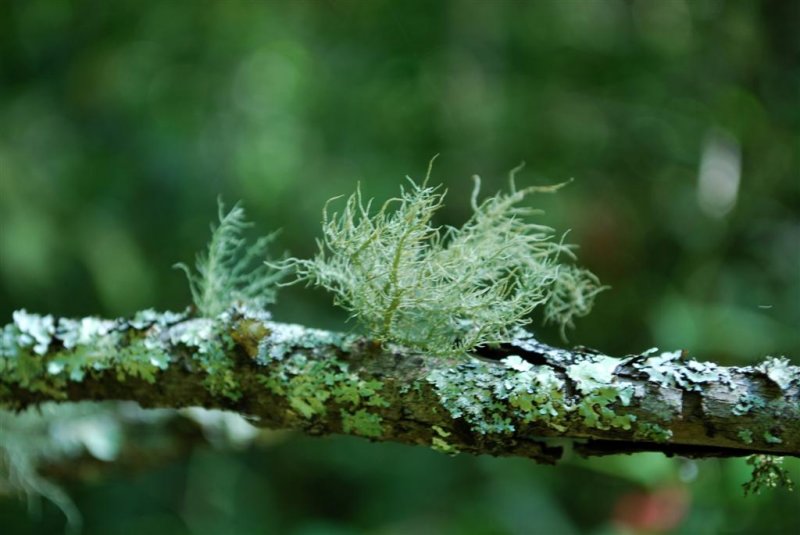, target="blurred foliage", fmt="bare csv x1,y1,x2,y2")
0,0,798,533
